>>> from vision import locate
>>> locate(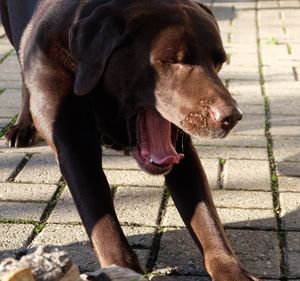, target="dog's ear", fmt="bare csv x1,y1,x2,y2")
70,8,125,96
193,2,215,18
